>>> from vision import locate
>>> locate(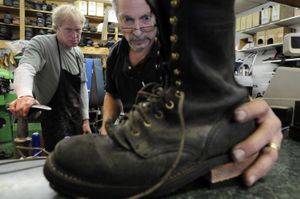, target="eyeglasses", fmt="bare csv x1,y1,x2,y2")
61,28,82,34
120,25,156,33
